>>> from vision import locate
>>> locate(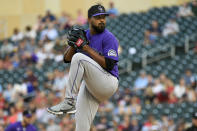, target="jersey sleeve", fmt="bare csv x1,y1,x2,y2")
5,124,14,131
32,126,38,131
102,34,119,61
